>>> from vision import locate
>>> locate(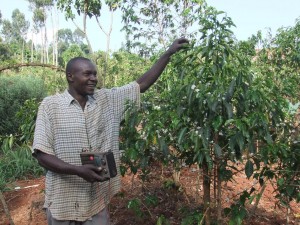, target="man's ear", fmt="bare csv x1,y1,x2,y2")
66,72,73,83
